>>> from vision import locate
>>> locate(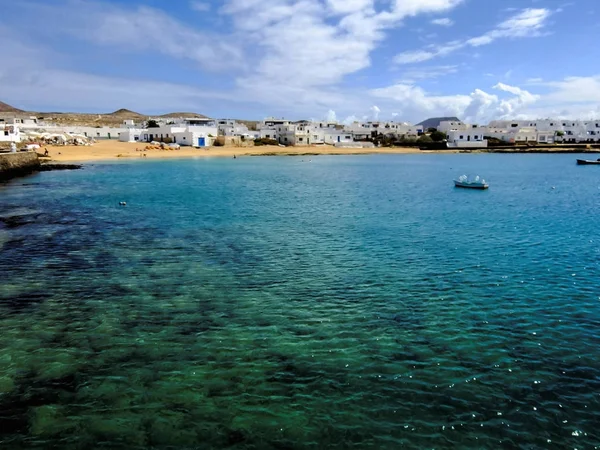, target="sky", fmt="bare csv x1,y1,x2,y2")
1,0,599,123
